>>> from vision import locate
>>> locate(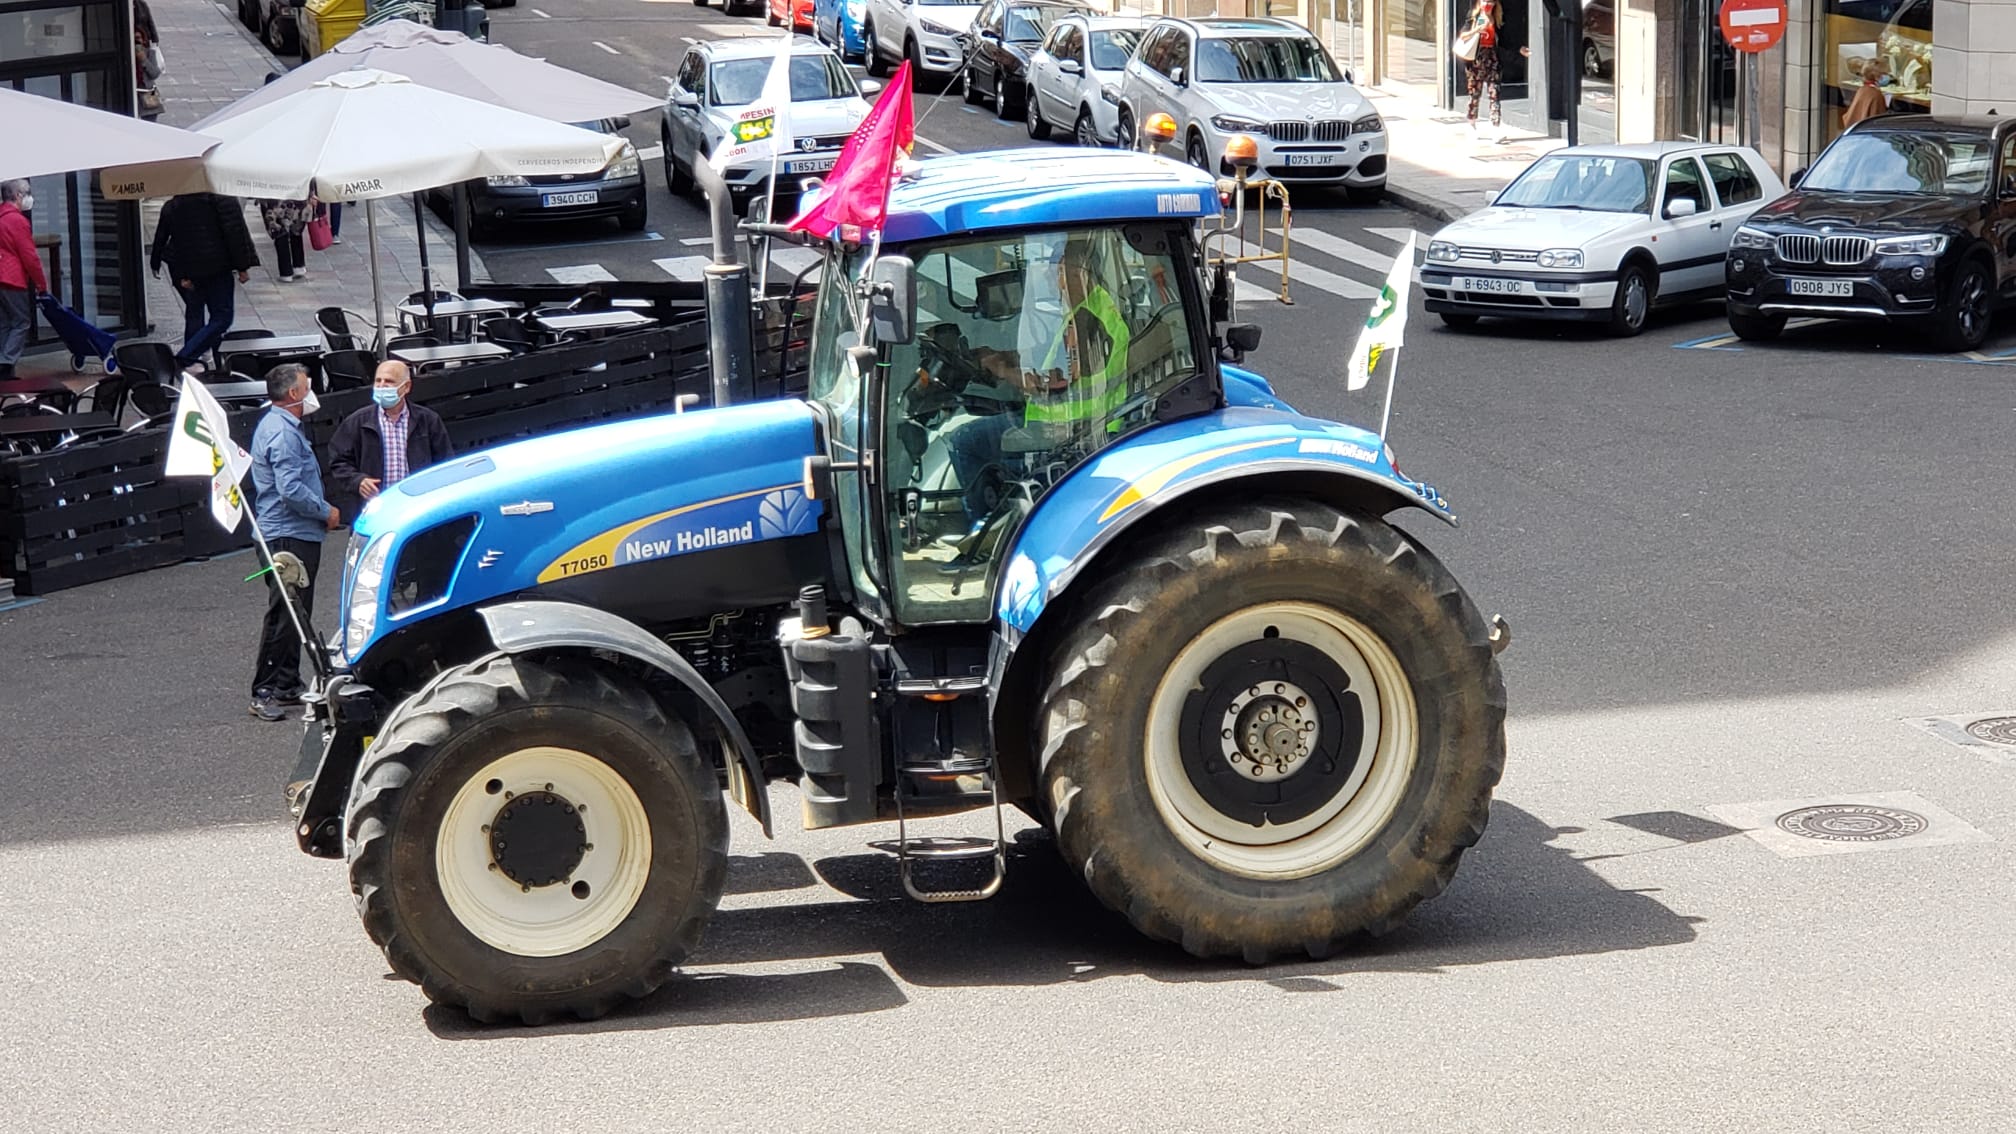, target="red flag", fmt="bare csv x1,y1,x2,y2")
789,60,916,237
